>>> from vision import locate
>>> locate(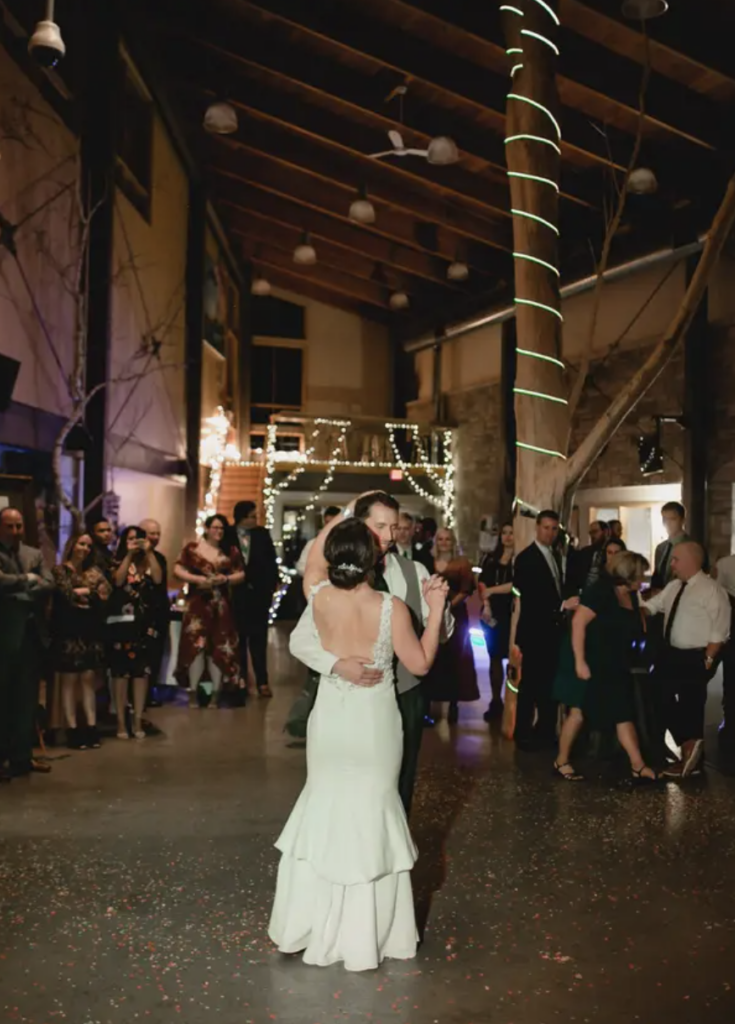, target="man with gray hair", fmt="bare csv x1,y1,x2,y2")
646,541,730,778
